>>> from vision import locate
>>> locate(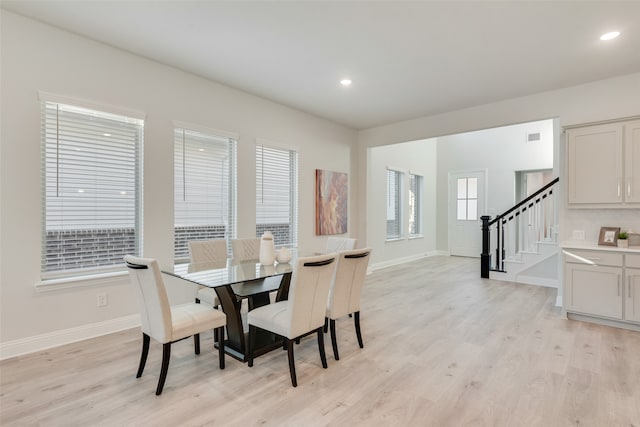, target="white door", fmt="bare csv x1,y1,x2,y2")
448,170,486,257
